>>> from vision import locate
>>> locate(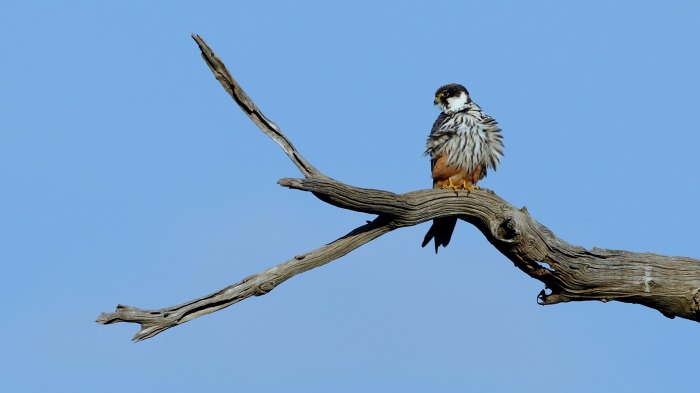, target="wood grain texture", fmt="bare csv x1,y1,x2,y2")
96,34,700,342
281,177,700,320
